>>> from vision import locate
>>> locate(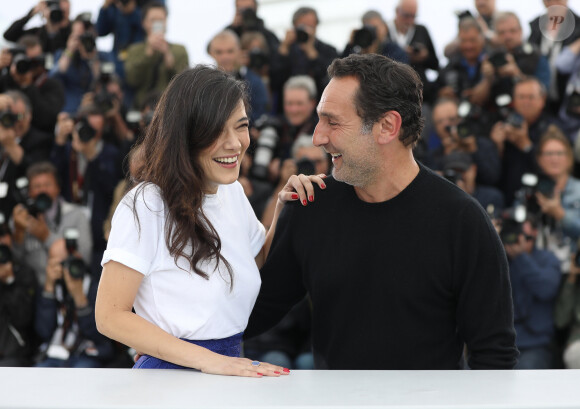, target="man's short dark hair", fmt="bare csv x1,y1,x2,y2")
141,1,167,22
327,54,424,147
292,7,319,26
26,161,59,186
